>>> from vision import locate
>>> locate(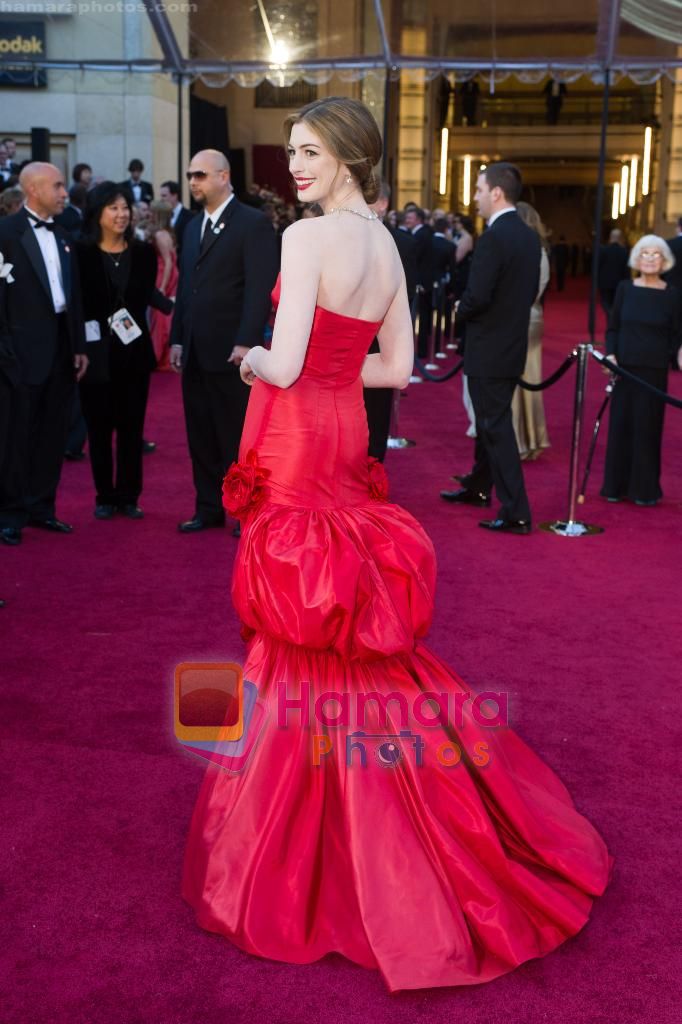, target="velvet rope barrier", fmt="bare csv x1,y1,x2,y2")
590,350,682,410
